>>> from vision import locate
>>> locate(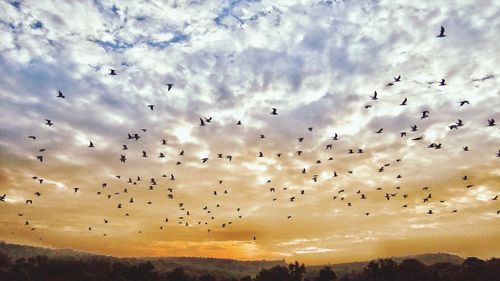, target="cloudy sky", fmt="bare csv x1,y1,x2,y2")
0,0,499,265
